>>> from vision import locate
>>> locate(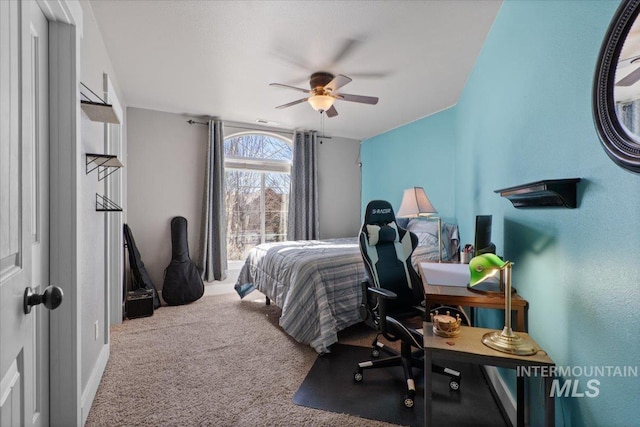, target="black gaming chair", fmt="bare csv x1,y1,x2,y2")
353,200,466,408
